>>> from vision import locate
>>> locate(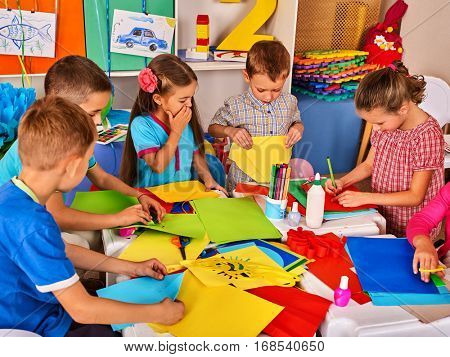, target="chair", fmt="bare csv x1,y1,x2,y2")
419,76,450,168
